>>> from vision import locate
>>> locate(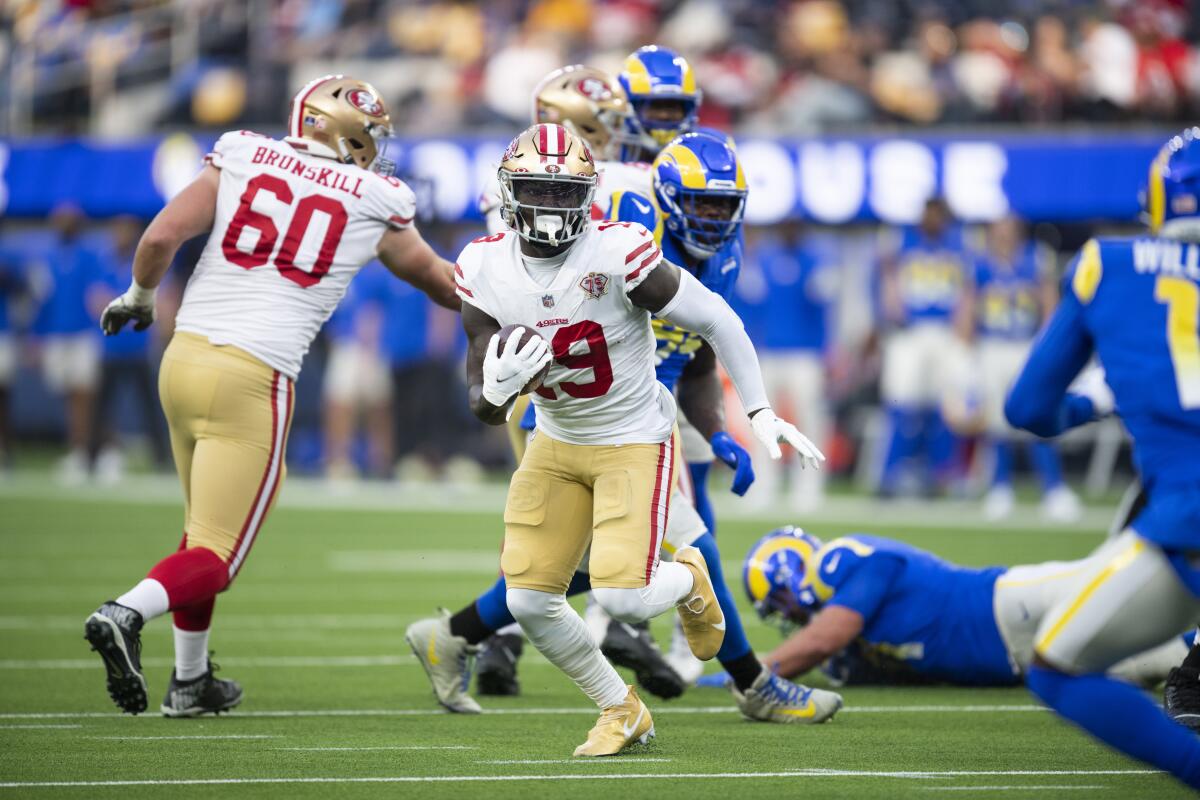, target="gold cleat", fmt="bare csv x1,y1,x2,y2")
672,545,725,661
572,685,655,757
